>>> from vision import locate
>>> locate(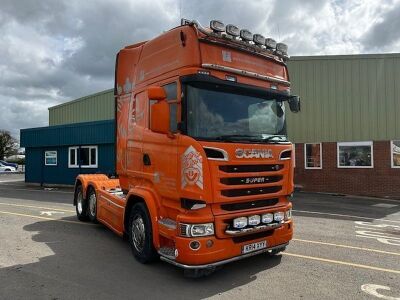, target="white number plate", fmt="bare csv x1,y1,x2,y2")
242,240,267,254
